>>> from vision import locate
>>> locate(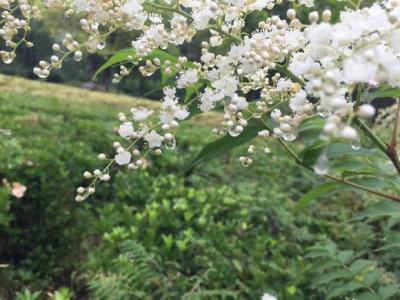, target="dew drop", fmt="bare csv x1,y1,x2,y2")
165,138,176,150
351,138,361,150
313,154,329,176
241,158,253,168
282,132,297,141
228,127,240,137
252,111,263,119
97,39,106,50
